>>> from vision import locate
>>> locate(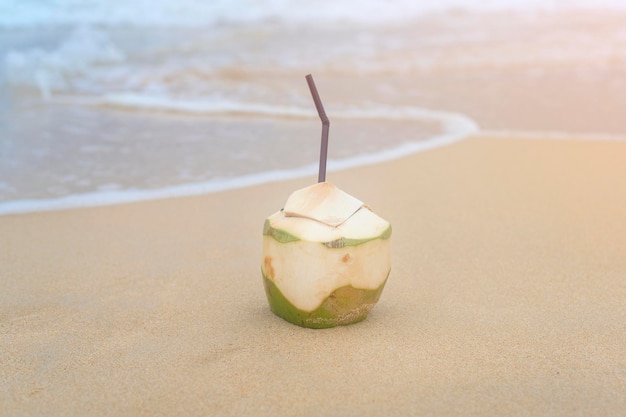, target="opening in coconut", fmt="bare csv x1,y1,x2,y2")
283,182,364,227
